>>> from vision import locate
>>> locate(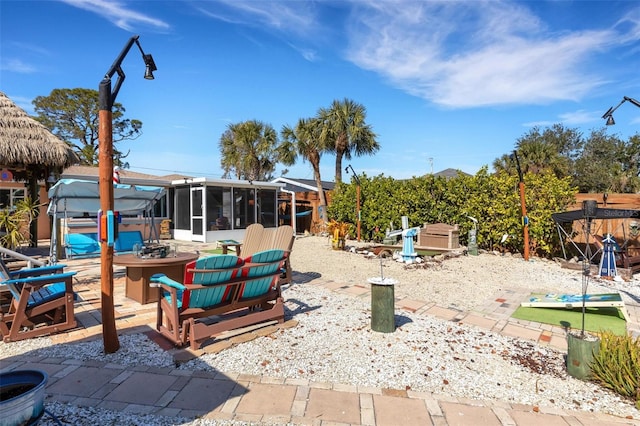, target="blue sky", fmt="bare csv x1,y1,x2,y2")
2,0,640,181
